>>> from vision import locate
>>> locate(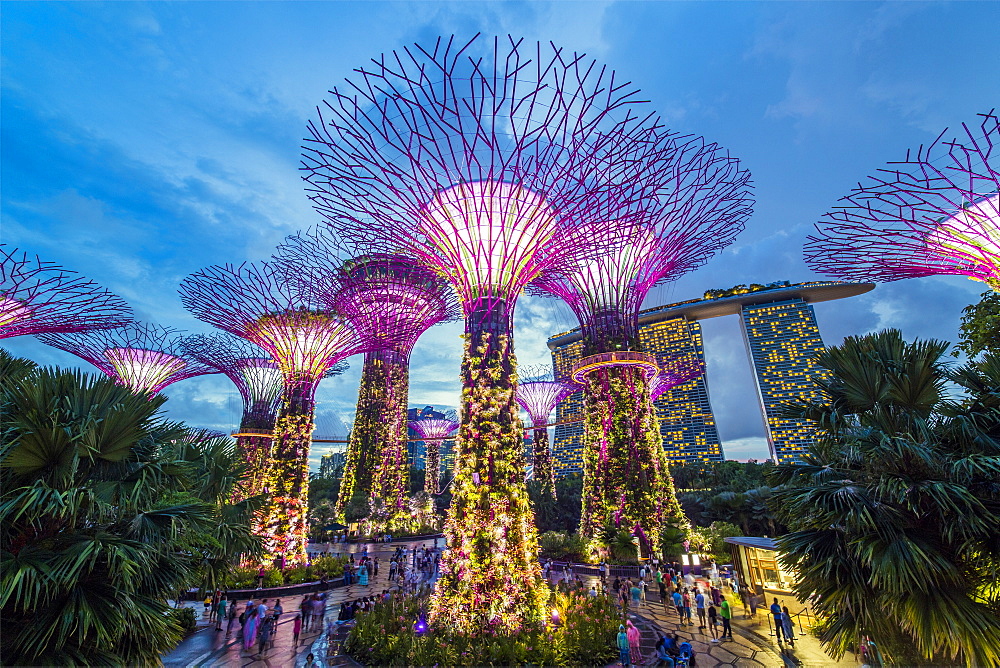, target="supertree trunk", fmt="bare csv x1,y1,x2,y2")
237,400,278,499
260,377,317,564
579,364,684,555
336,351,410,529
424,440,441,495
532,427,557,499
368,350,411,532
430,308,547,633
